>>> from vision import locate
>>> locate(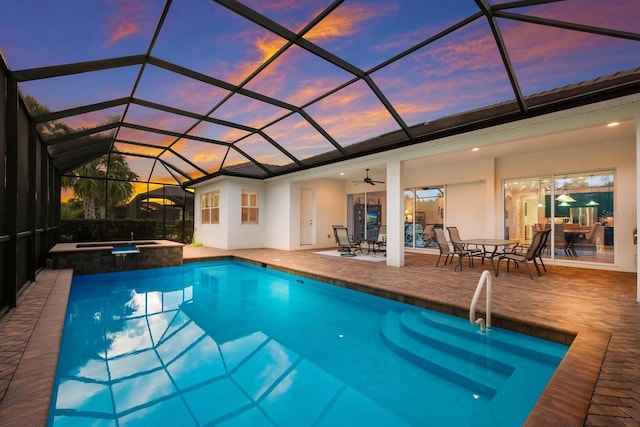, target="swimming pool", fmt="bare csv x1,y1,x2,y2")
48,260,568,426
